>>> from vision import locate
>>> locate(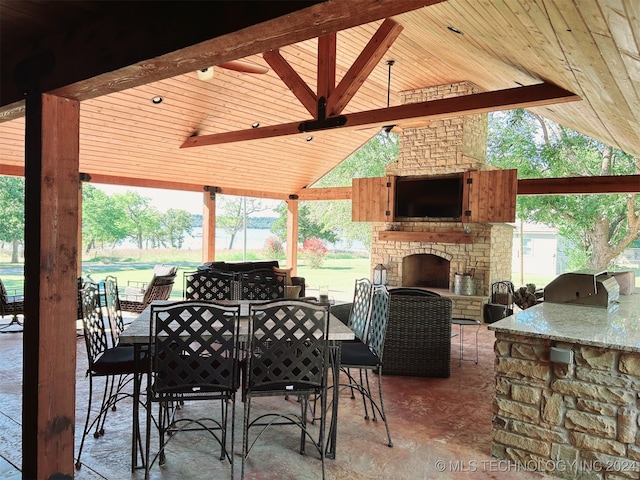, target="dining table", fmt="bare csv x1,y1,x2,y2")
119,298,355,470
